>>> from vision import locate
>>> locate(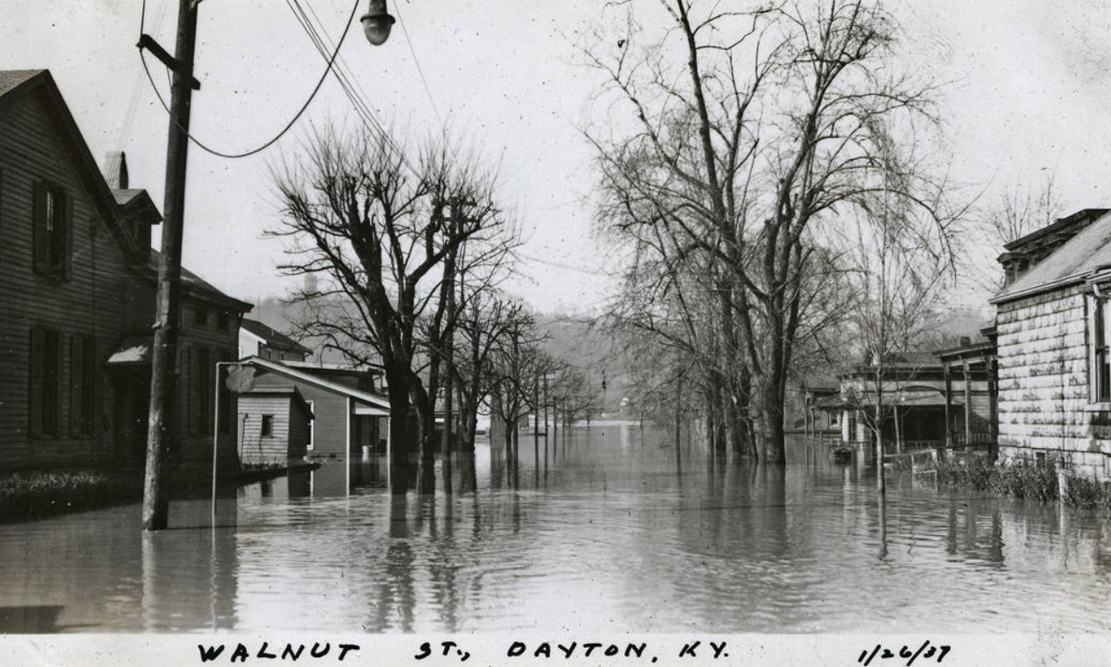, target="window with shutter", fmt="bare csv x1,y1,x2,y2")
69,334,97,436
32,182,71,279
29,328,43,437
30,327,61,438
